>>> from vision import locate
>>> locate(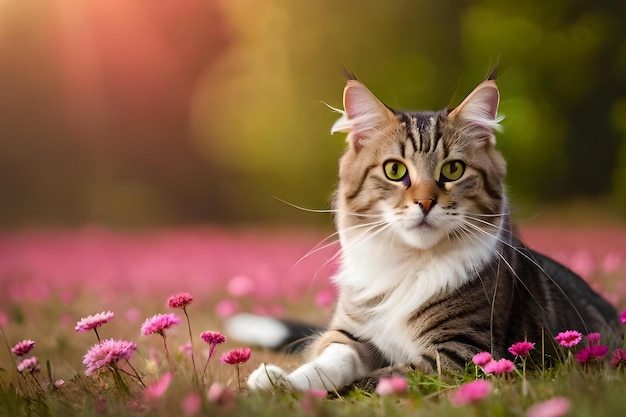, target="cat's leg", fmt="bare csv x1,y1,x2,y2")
247,330,380,391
